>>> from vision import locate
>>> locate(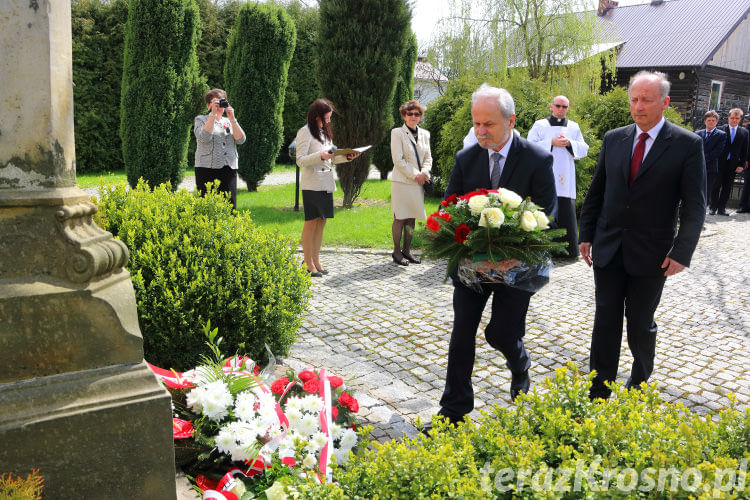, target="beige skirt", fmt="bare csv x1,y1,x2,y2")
391,181,426,220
